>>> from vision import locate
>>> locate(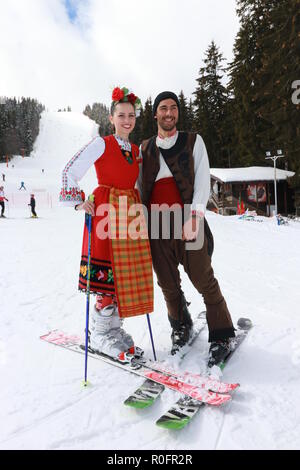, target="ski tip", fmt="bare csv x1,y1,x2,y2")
210,394,232,406
156,417,190,430
231,382,240,391
124,399,154,409
237,317,252,330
